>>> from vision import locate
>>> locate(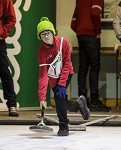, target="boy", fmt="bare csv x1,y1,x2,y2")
37,17,90,136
